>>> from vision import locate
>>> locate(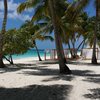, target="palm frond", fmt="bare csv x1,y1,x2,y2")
17,0,41,13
